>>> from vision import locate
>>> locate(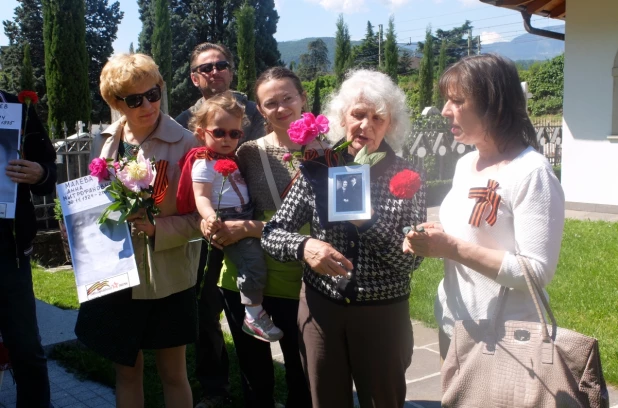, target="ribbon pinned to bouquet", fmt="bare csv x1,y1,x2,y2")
468,179,501,227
